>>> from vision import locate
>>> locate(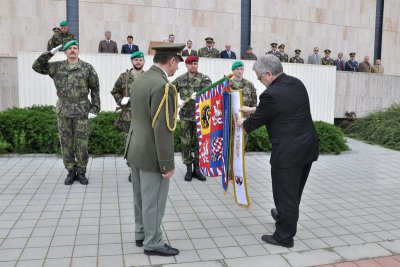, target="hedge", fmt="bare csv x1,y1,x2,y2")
0,106,348,155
